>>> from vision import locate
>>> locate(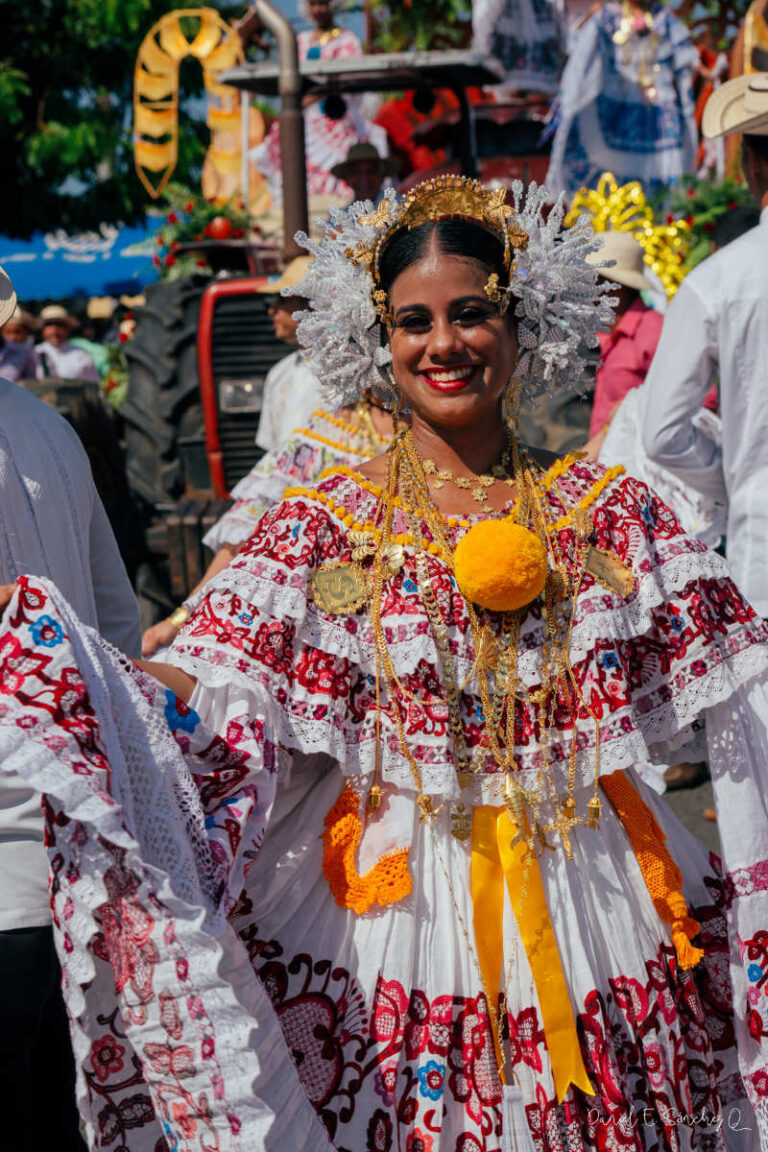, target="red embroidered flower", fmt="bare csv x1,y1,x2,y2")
0,632,49,694
90,1035,125,1082
406,1130,434,1152
170,1099,197,1139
